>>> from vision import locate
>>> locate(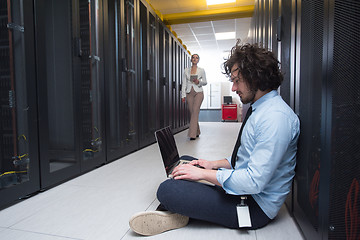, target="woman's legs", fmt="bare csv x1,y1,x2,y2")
186,88,204,138
157,179,271,230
